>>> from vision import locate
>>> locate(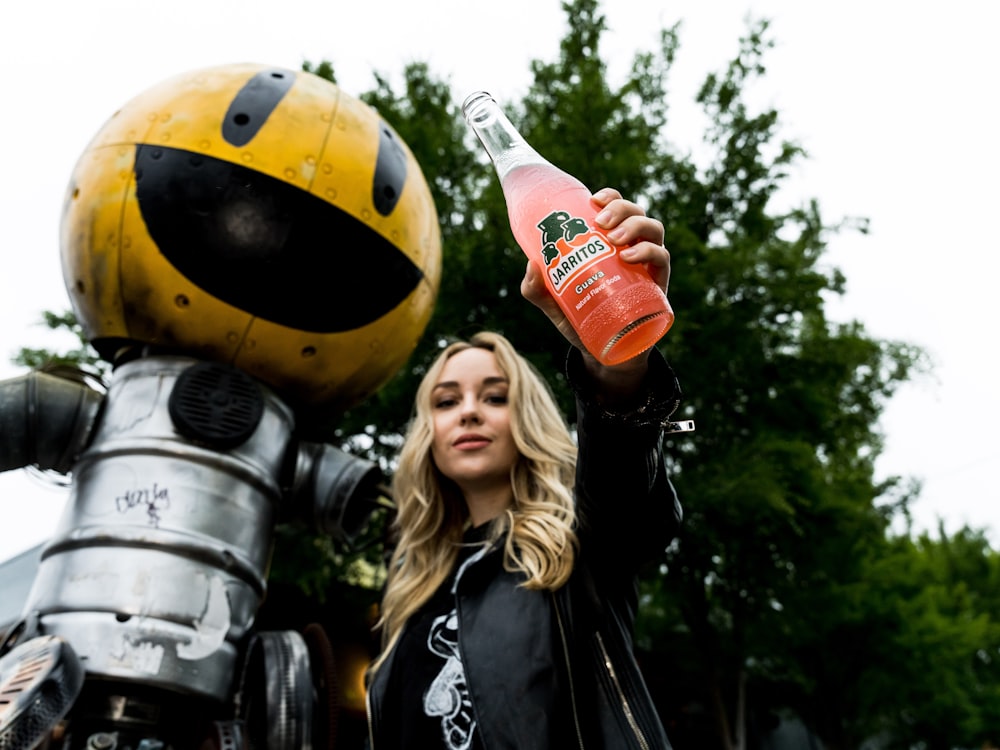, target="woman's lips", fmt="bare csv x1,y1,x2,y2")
454,434,491,450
